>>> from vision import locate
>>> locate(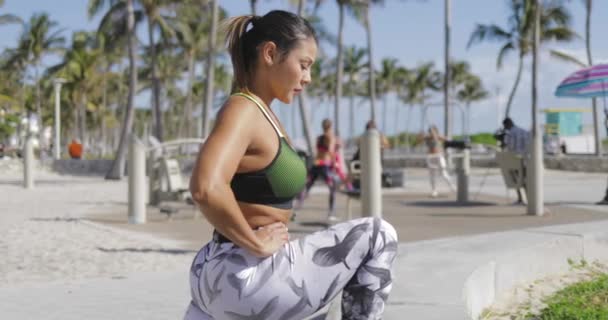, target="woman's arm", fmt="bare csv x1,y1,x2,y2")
189,97,287,257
